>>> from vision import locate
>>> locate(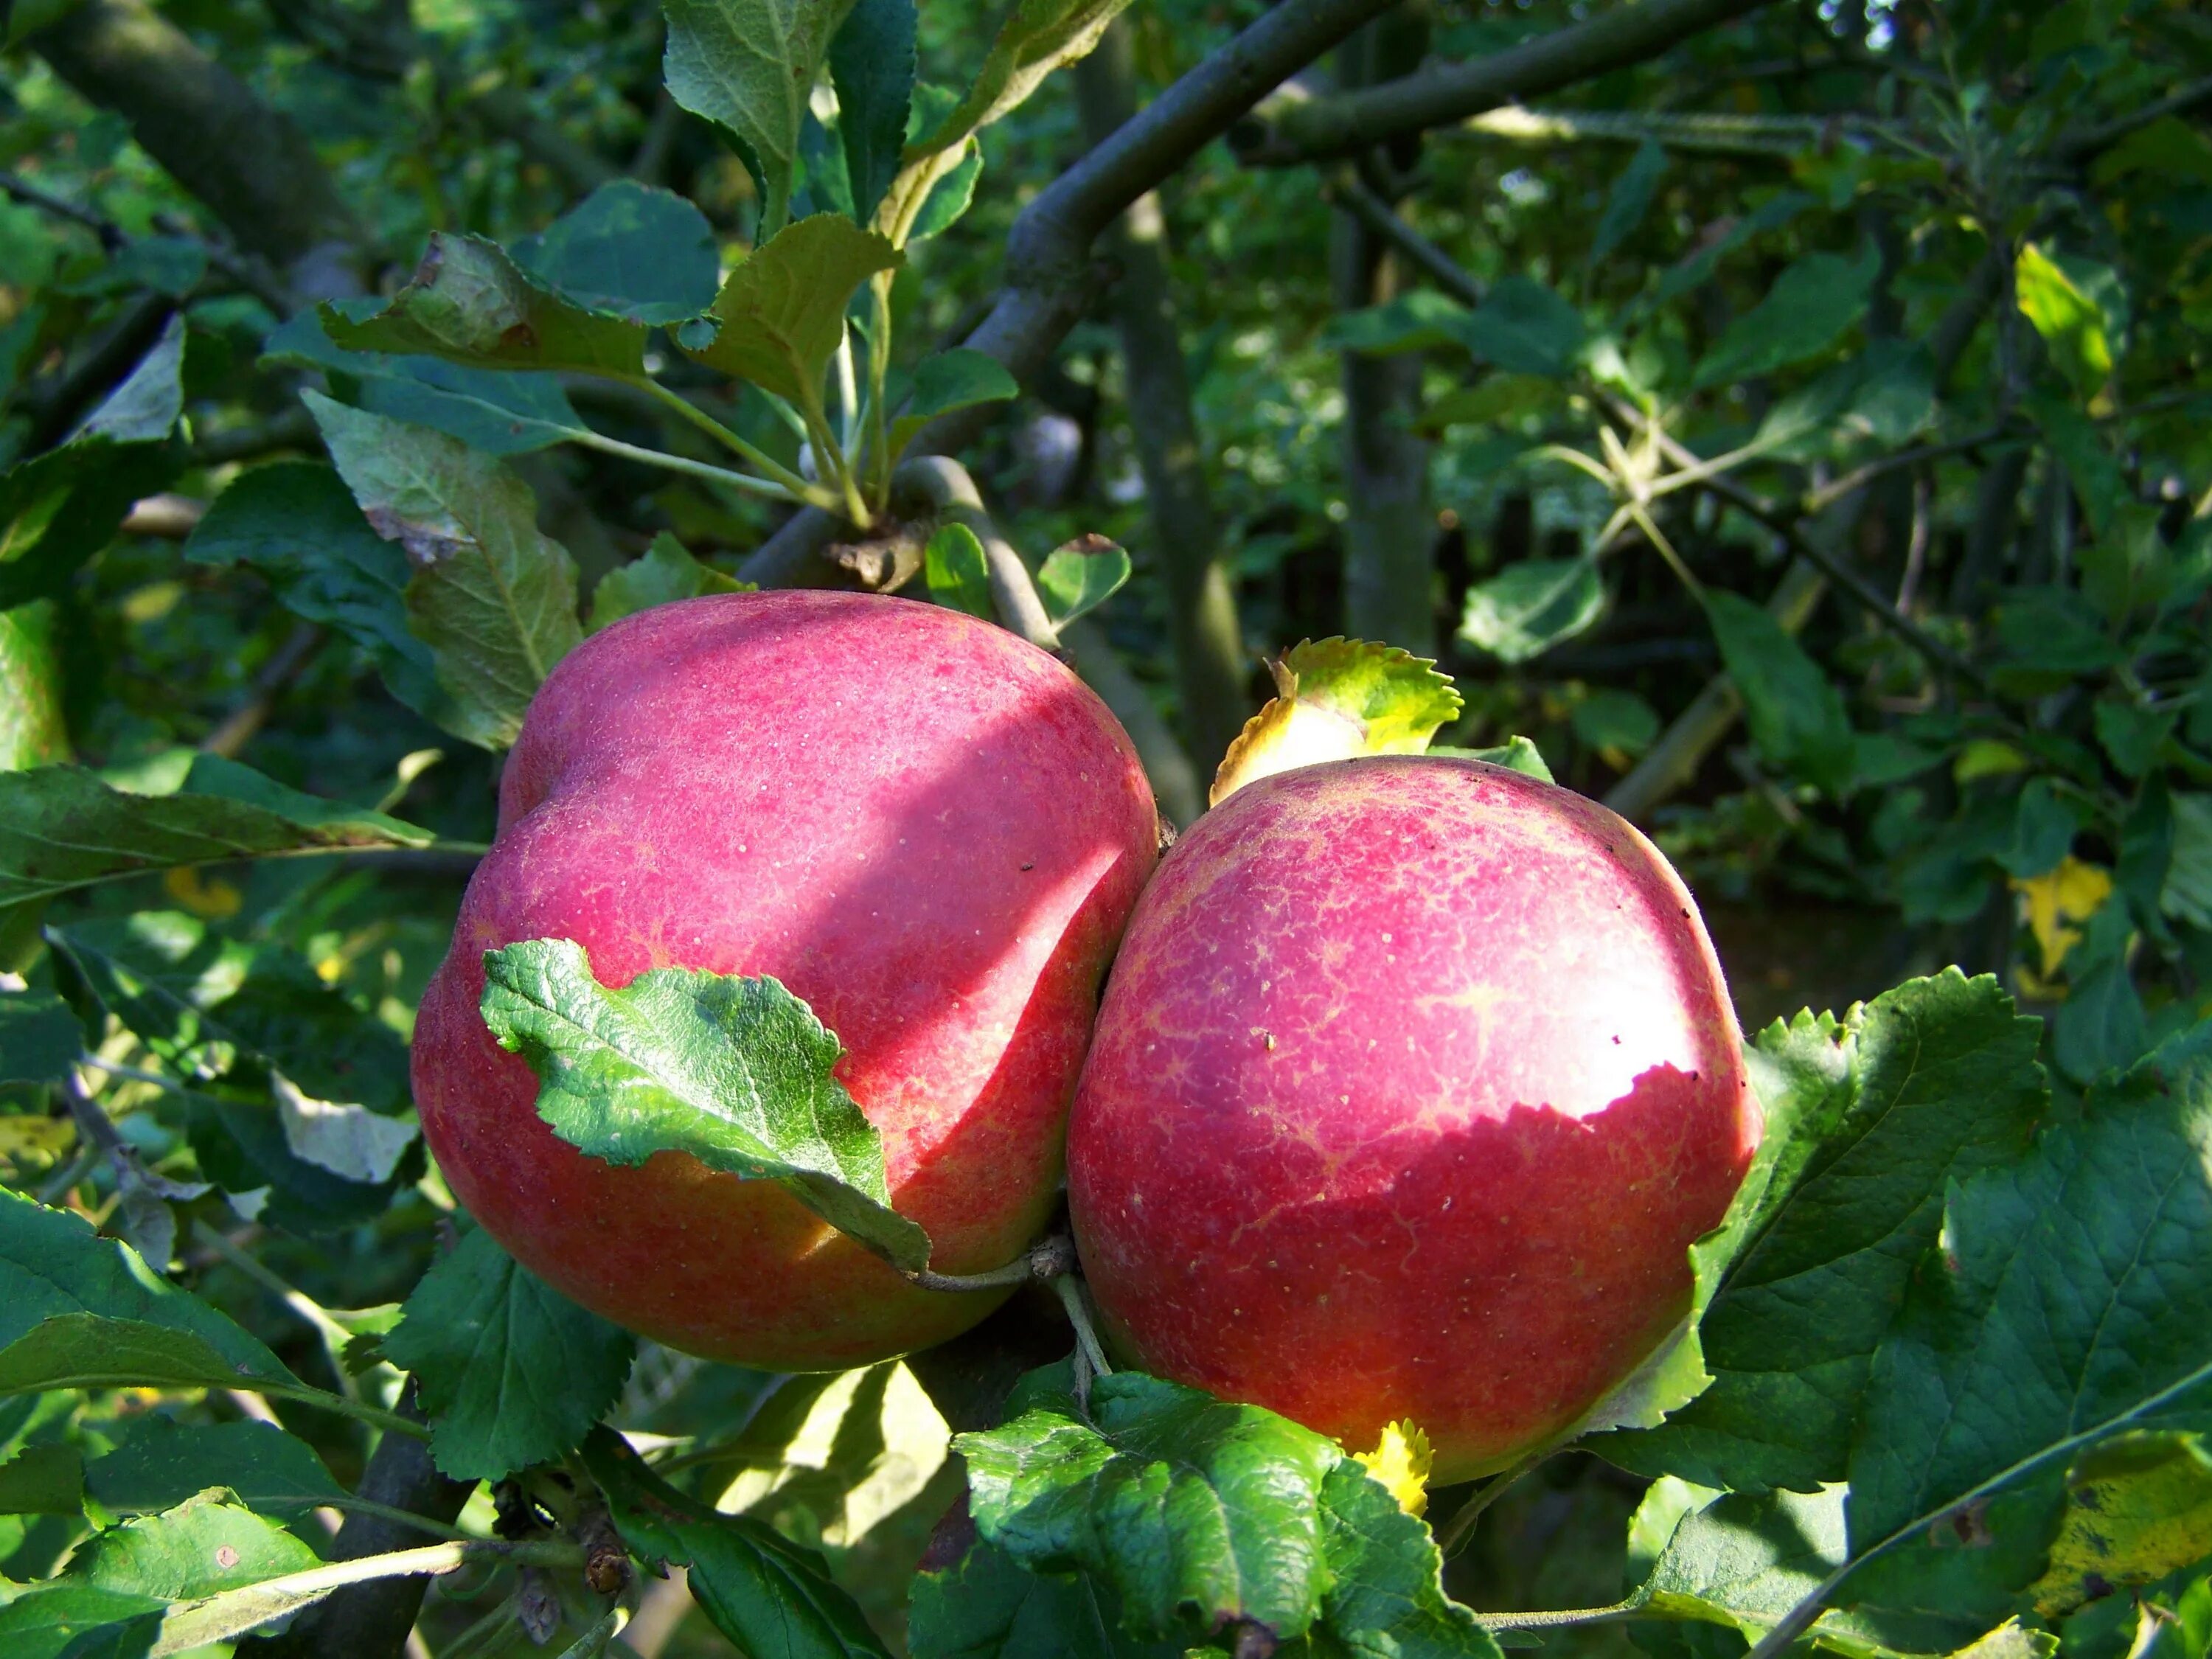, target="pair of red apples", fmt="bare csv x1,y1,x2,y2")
412,591,1758,1483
